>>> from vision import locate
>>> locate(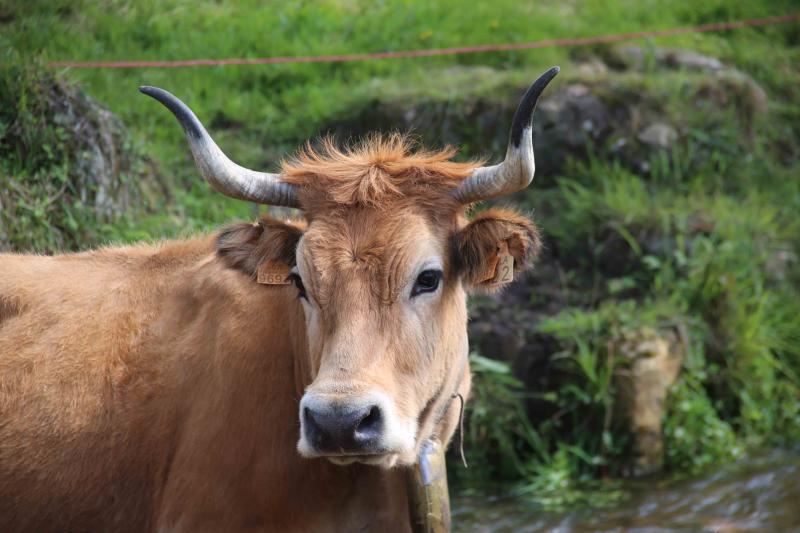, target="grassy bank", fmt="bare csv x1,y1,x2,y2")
2,0,799,509
2,0,797,200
